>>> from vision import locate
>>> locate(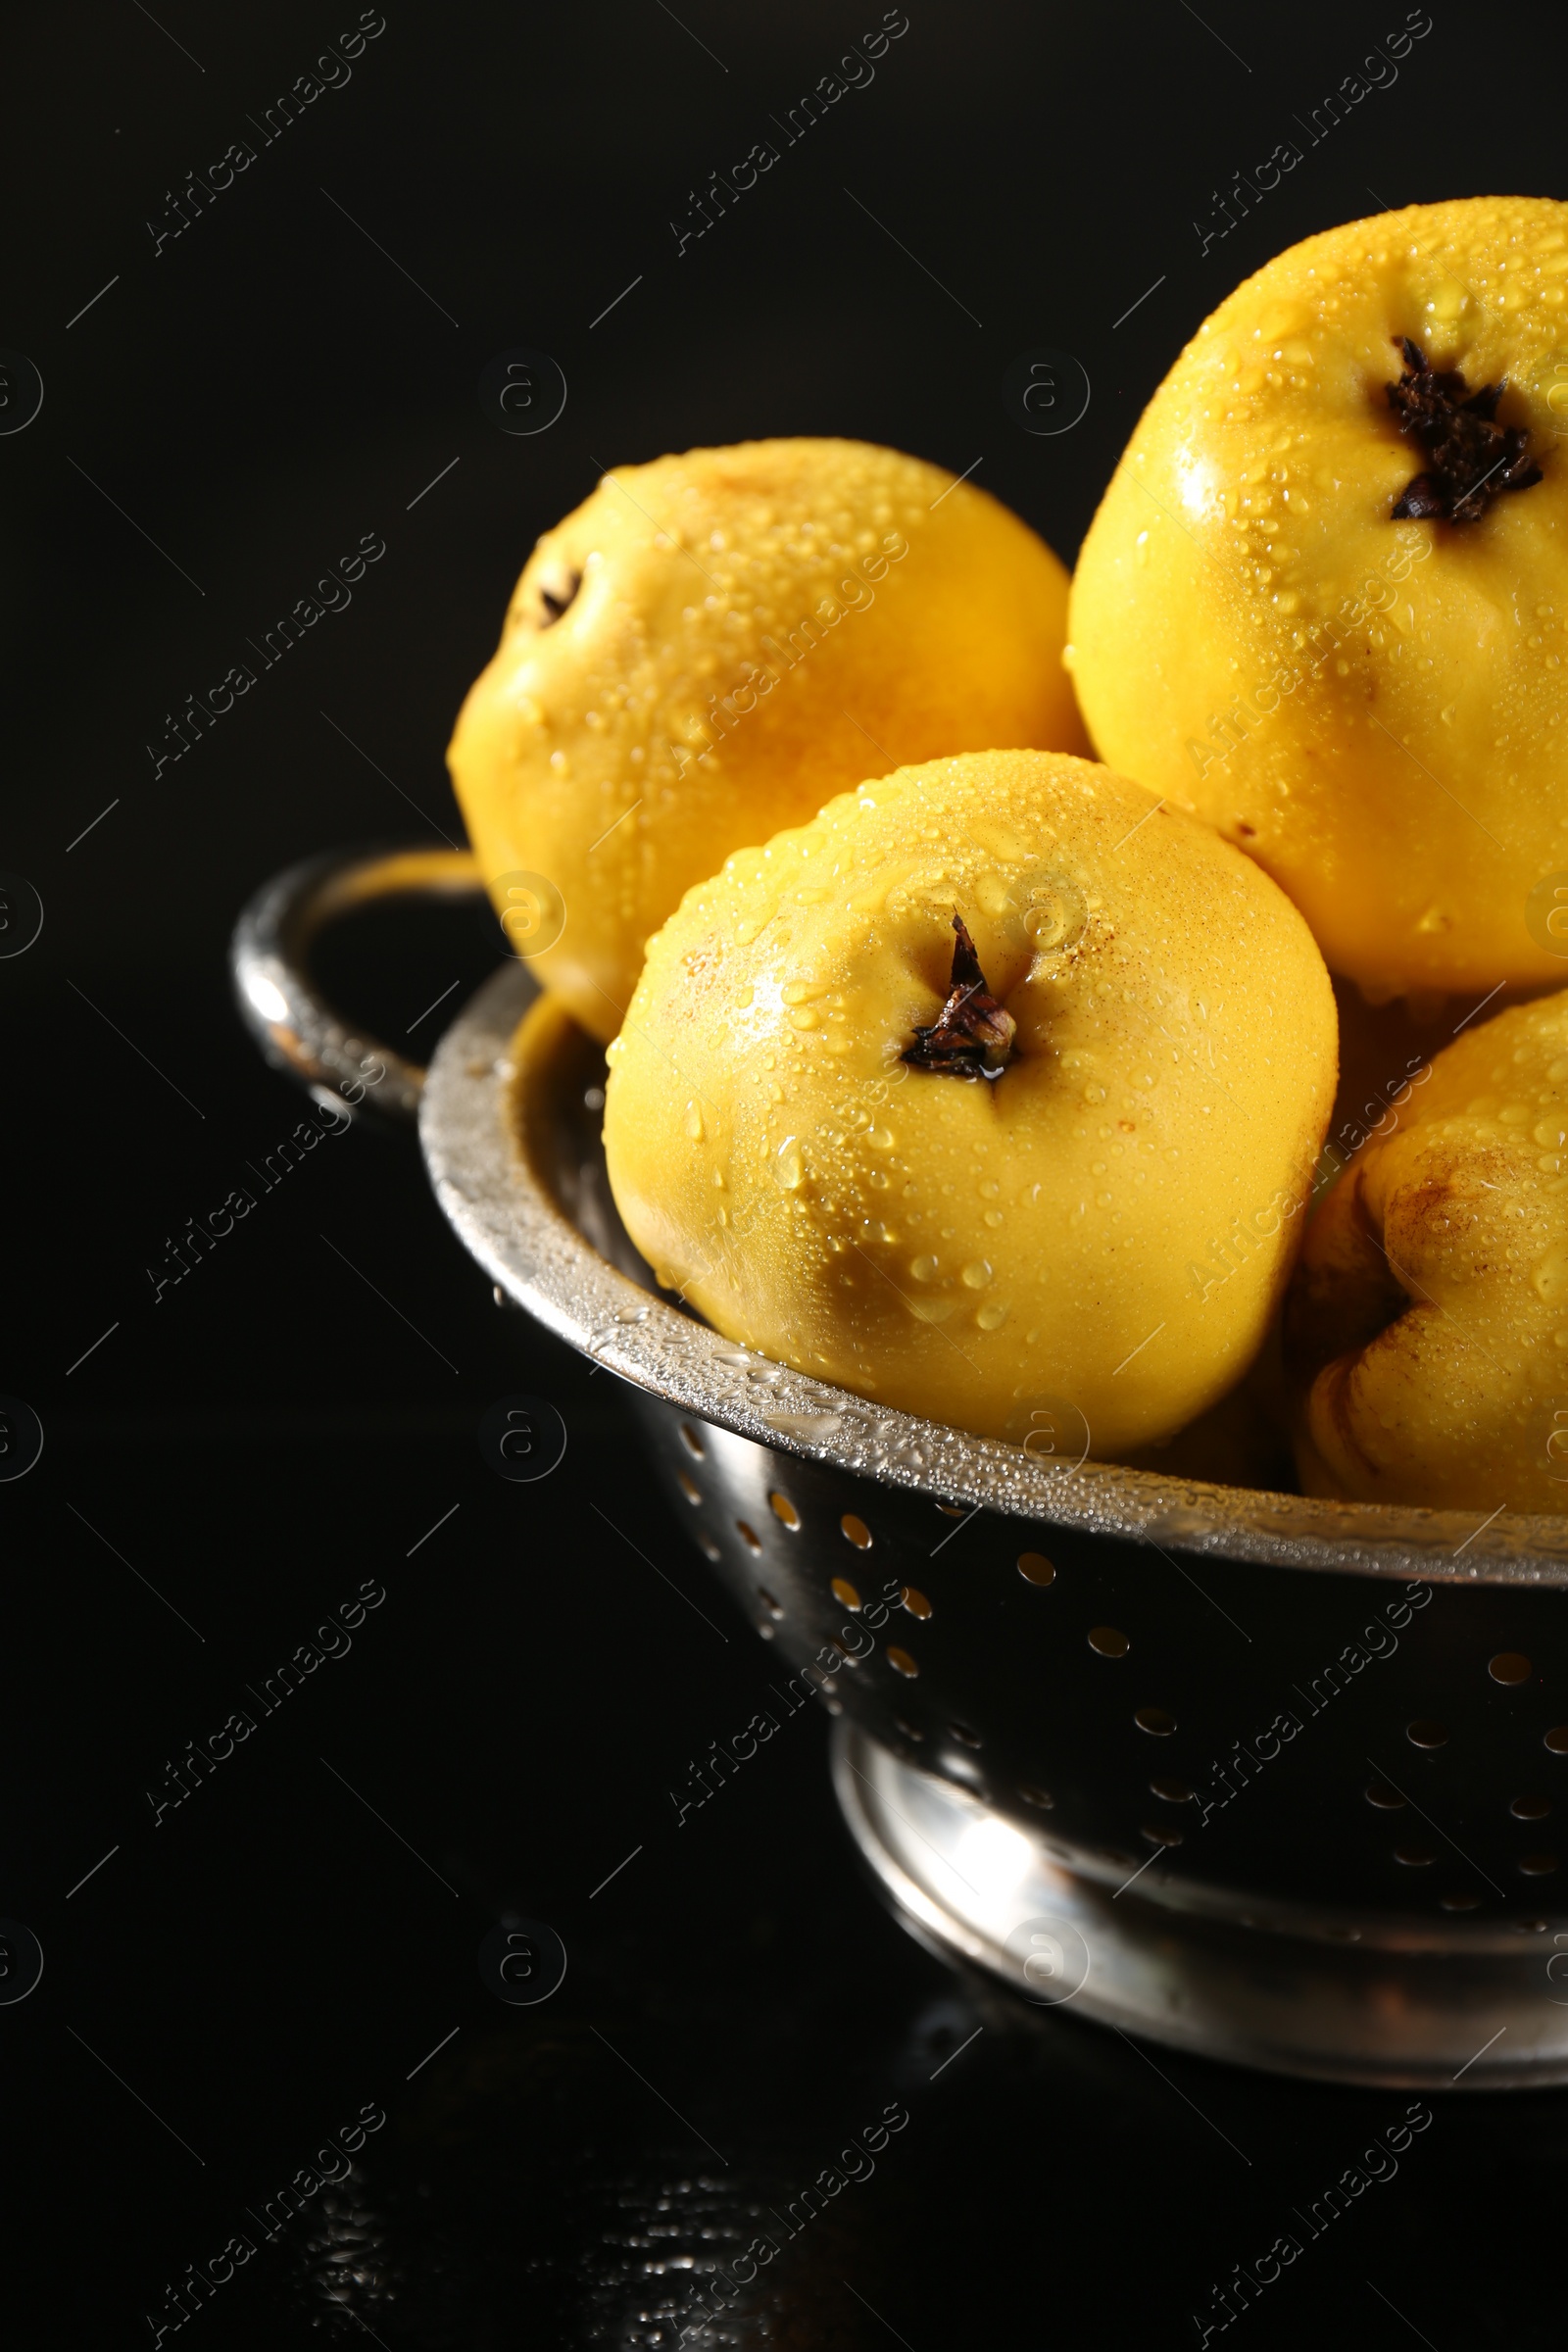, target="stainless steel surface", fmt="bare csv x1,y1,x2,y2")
616,1371,1568,2086
832,1721,1567,2089
229,849,1568,2083
231,843,481,1125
